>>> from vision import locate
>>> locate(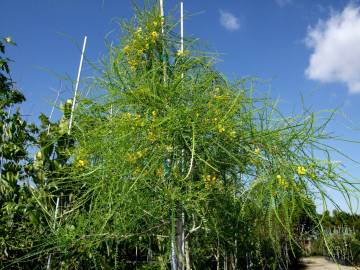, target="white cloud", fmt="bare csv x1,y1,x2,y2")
305,5,360,94
275,0,292,7
219,10,240,31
